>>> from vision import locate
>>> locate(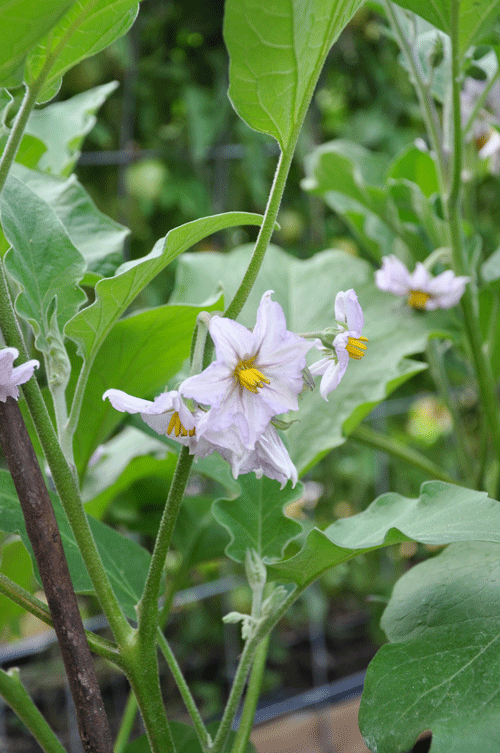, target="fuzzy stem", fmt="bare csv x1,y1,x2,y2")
137,446,194,646
0,667,67,753
157,629,211,752
0,263,132,647
0,85,42,195
114,690,139,753
229,634,270,753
